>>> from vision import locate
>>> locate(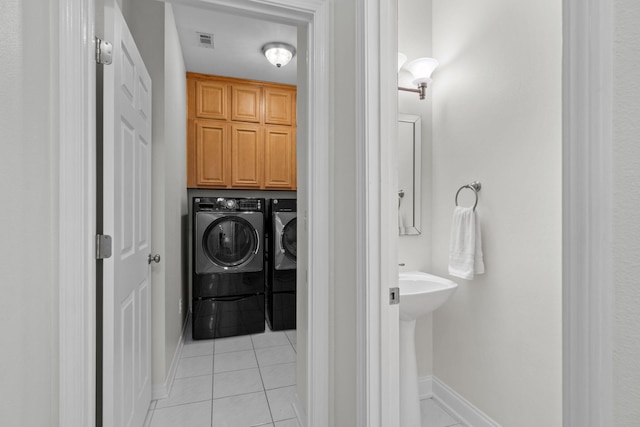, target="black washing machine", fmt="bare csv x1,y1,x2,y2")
192,197,266,340
267,198,297,331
